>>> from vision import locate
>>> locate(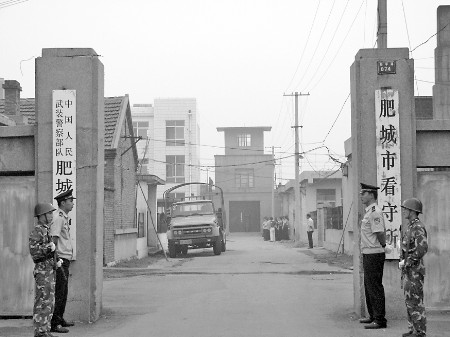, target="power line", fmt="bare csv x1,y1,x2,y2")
0,0,29,9
302,0,351,91
322,92,351,143
401,0,420,96
294,0,336,91
411,21,450,53
307,0,365,92
284,0,321,92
